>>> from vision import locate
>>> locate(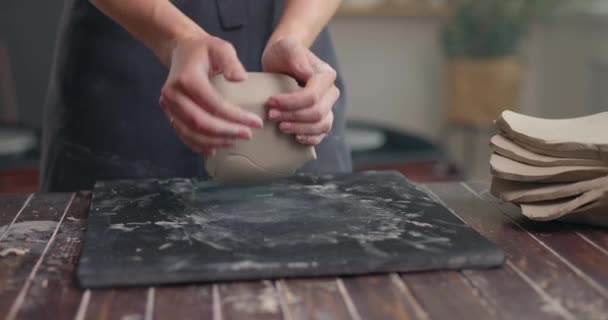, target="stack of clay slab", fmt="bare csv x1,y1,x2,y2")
489,110,608,227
